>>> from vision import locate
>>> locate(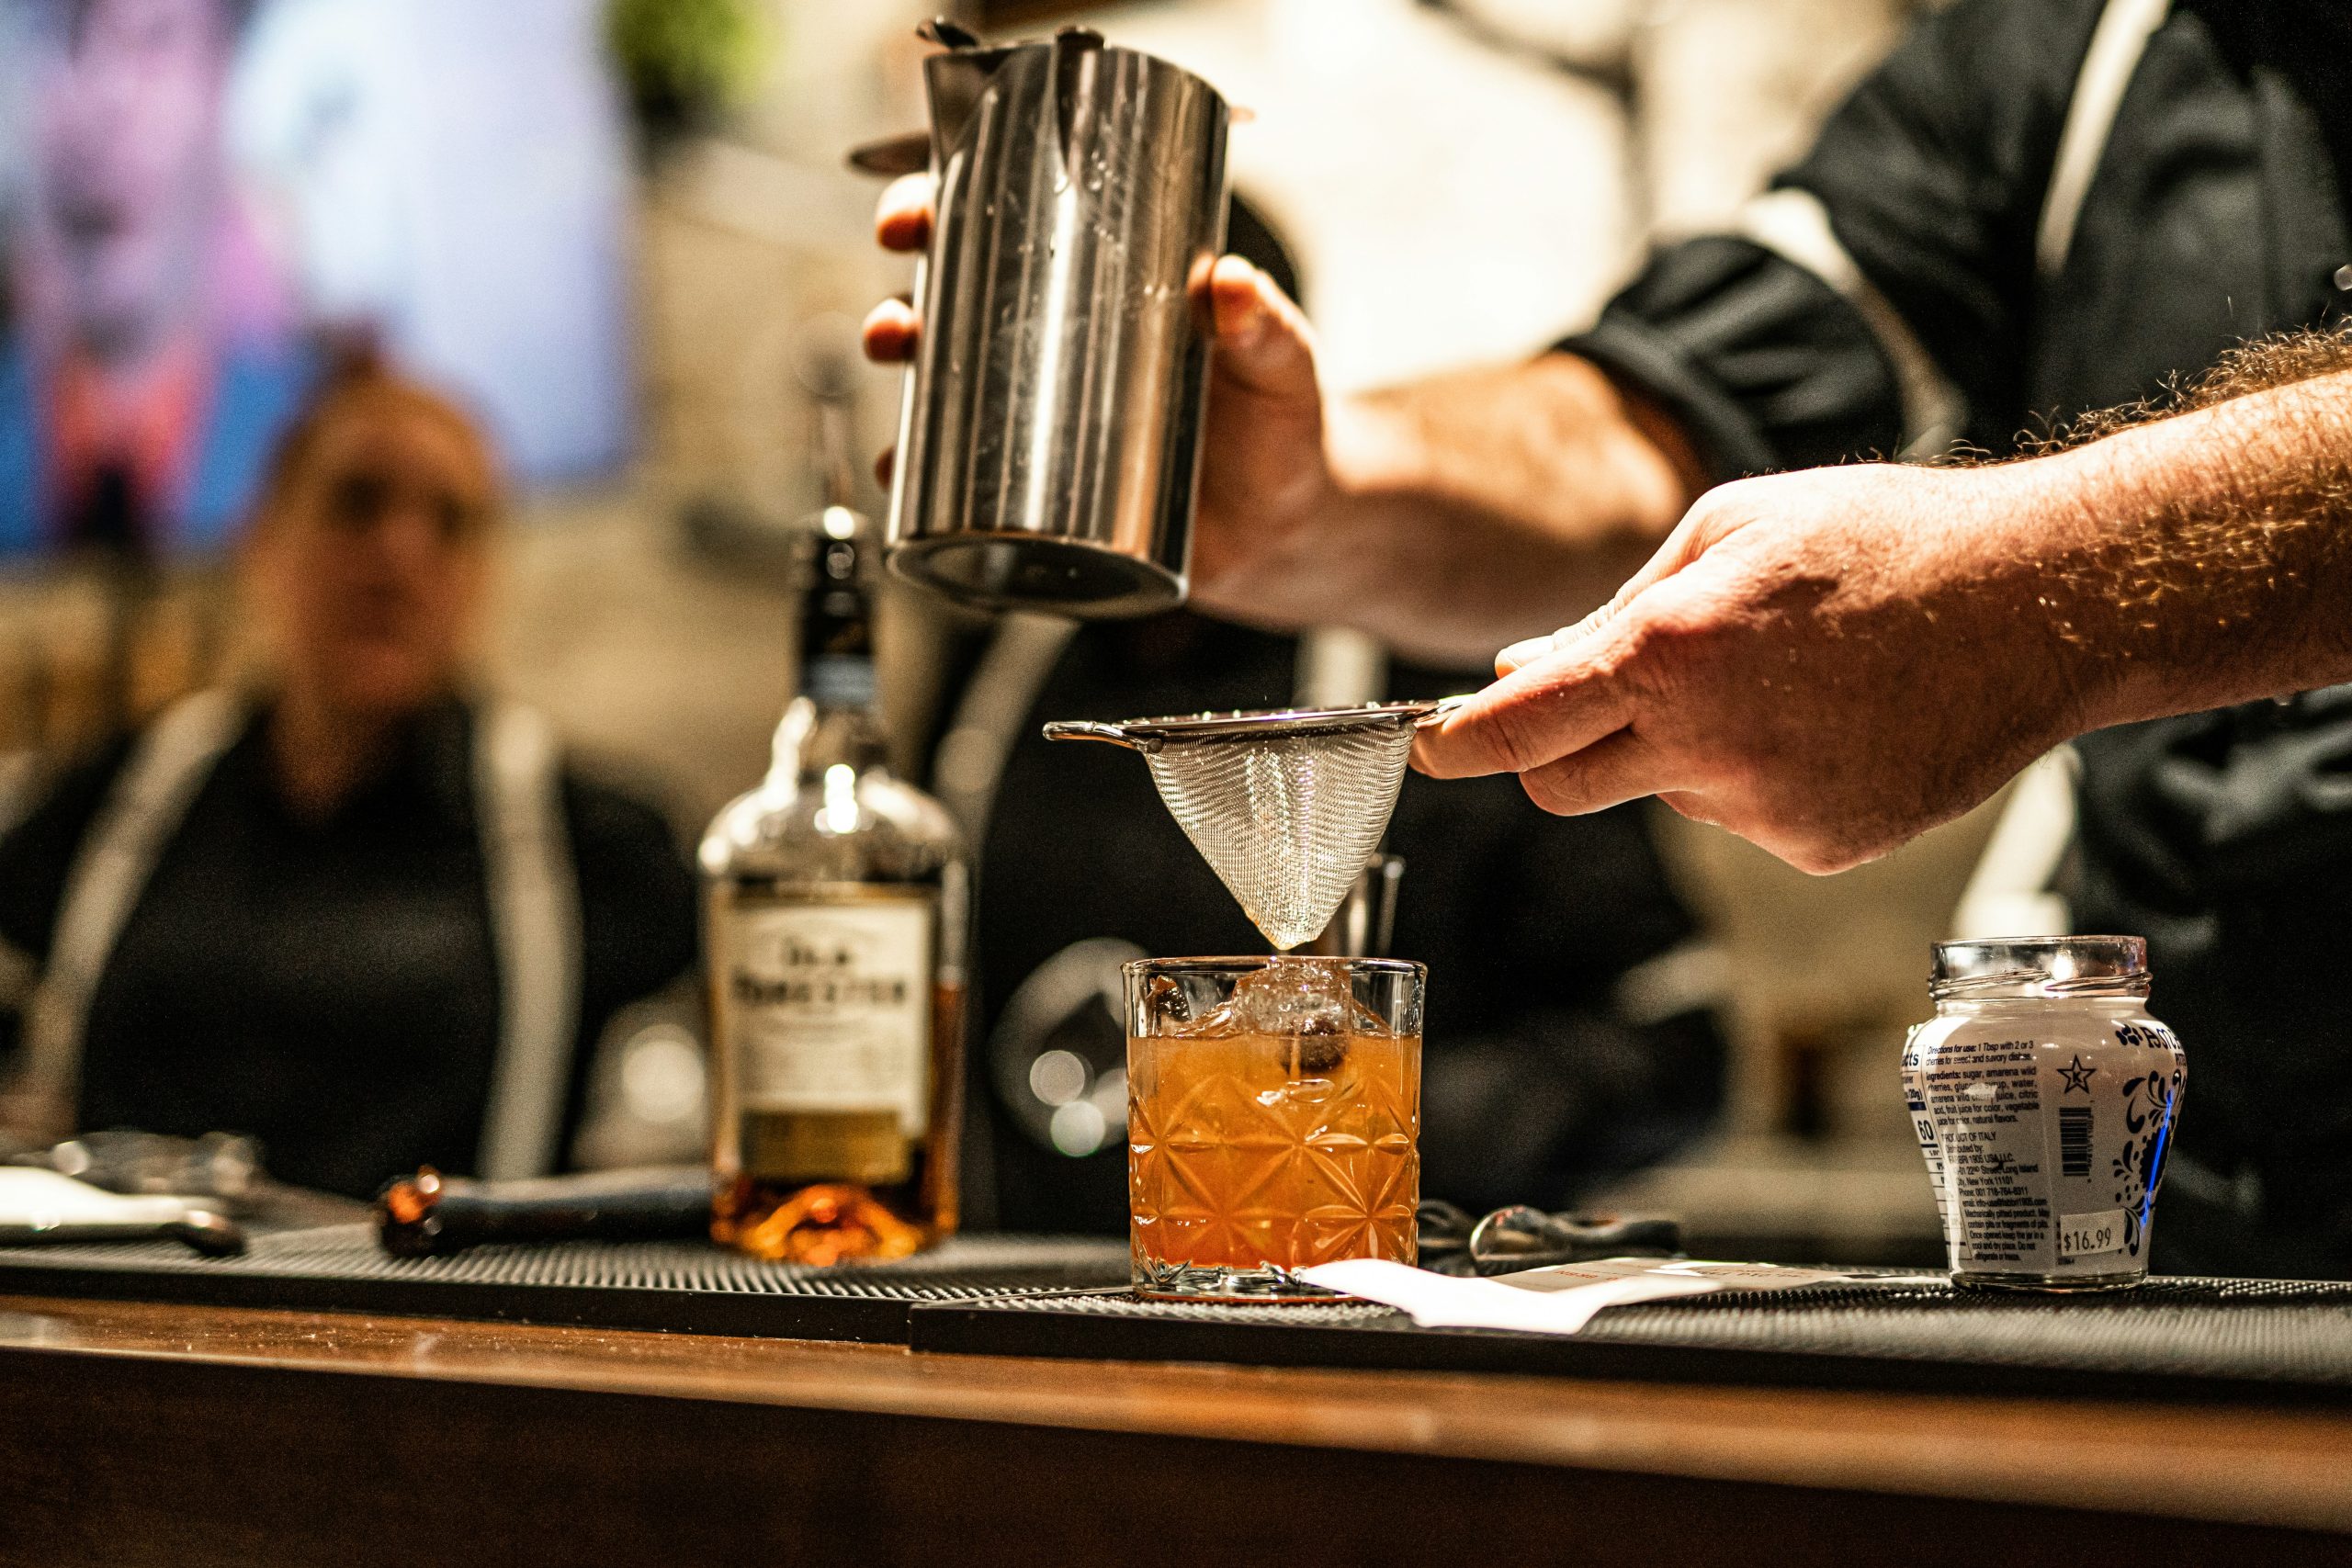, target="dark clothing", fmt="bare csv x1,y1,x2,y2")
0,700,696,1198
950,194,1724,1233
967,614,1724,1233
1566,0,2352,1272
